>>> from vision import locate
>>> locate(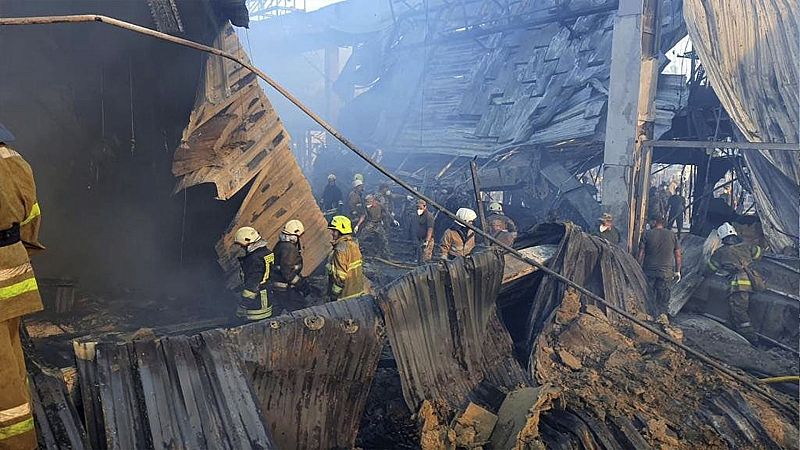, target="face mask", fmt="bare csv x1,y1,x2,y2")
599,224,609,232
417,209,424,216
